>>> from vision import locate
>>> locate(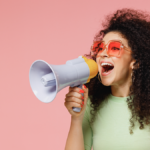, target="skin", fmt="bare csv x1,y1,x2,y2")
96,31,136,97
